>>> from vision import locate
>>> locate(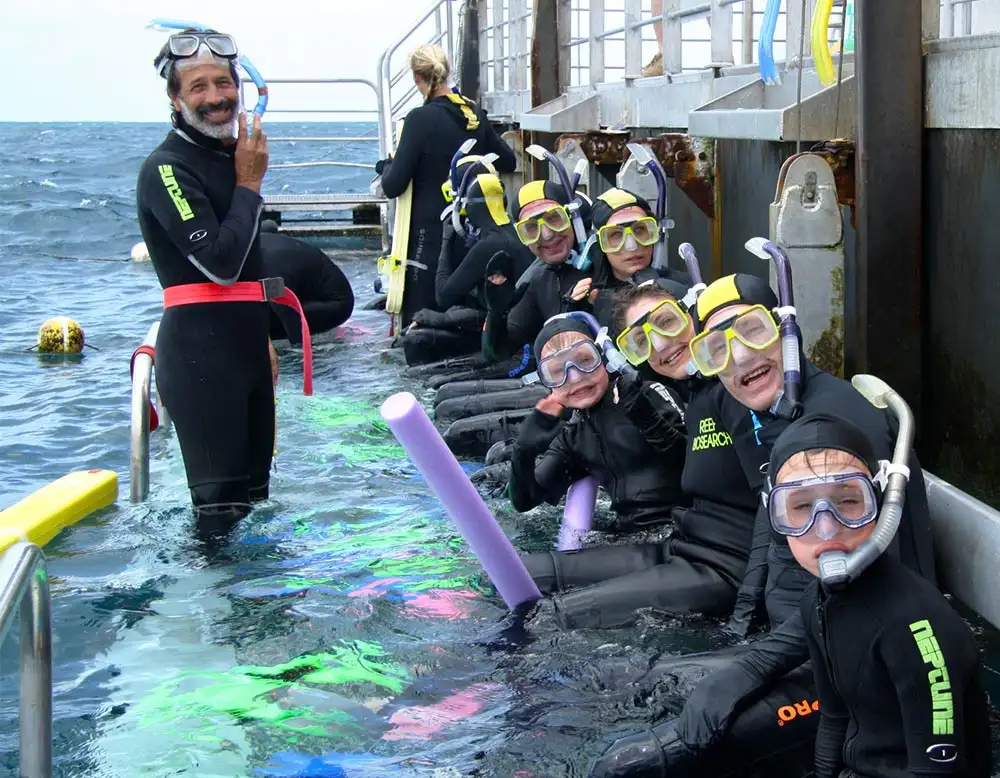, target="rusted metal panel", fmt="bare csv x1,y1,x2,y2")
554,131,631,166
923,130,1000,508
